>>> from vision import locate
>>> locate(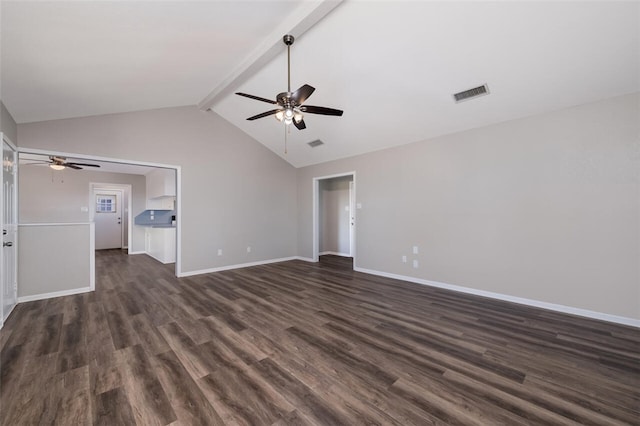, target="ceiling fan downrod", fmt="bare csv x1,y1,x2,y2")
283,34,294,93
